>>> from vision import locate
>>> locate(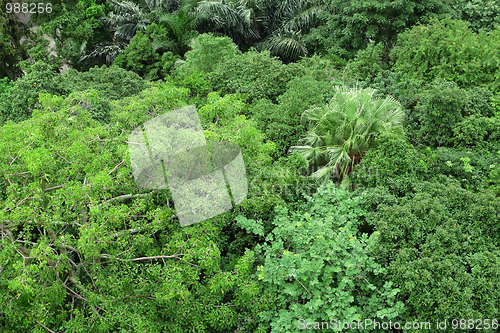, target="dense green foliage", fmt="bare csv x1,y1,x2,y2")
237,184,403,332
391,18,500,93
113,23,180,80
362,176,500,324
211,49,306,103
307,0,450,57
3,3,500,332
